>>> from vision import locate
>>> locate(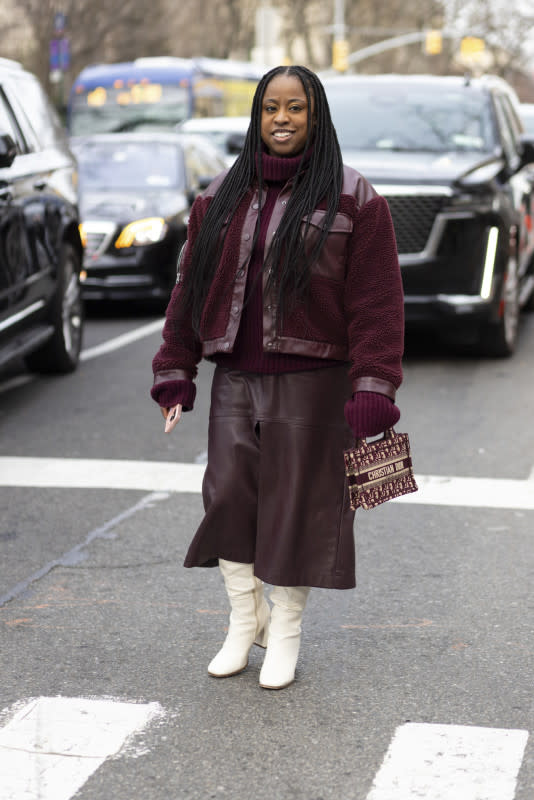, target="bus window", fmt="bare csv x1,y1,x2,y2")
70,82,191,135
68,58,264,135
192,78,225,118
